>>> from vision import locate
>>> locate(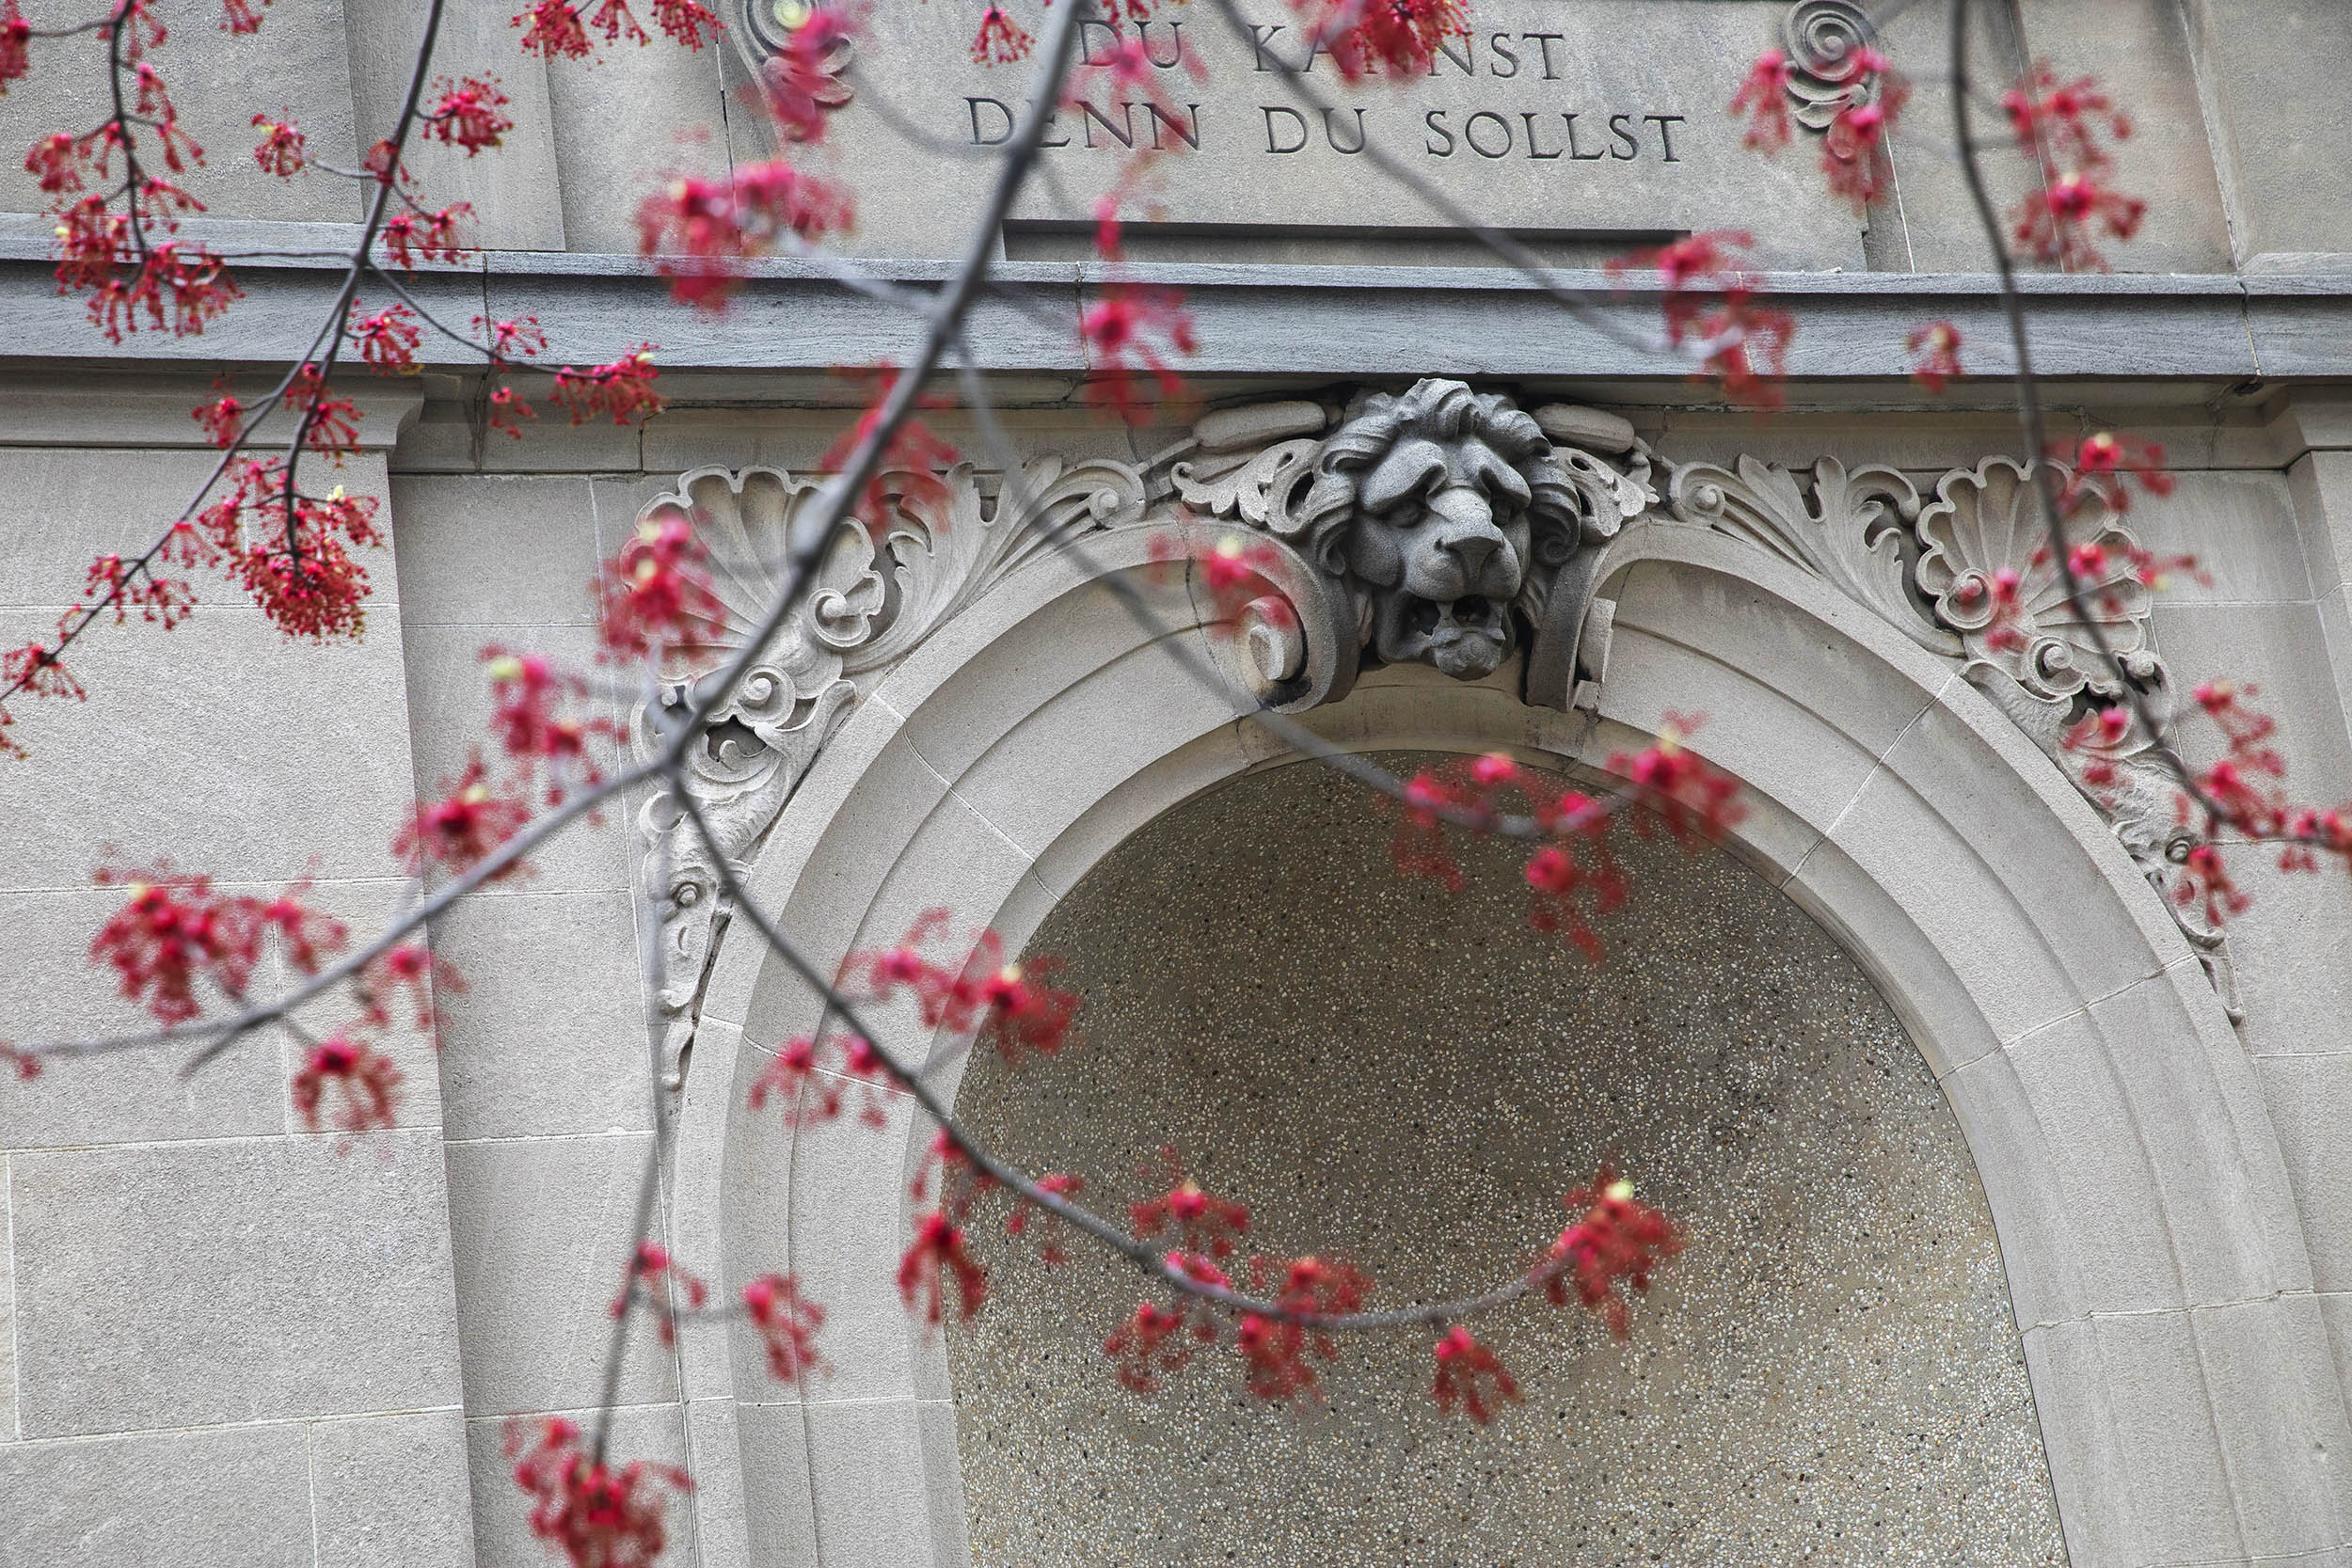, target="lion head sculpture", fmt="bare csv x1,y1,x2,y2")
1291,379,1604,679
